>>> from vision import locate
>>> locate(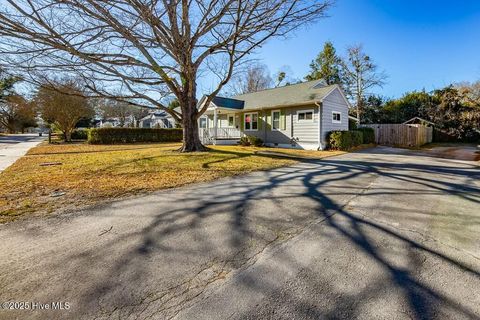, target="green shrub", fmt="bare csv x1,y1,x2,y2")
248,135,263,147
239,136,250,146
239,135,263,147
349,117,358,130
355,127,375,144
327,130,364,150
71,129,89,140
350,130,363,146
88,128,183,144
327,131,351,150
